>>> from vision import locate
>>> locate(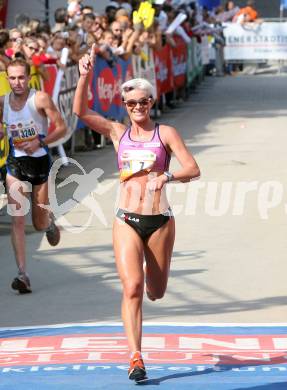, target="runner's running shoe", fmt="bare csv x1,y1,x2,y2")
146,287,156,301
11,273,32,294
46,217,60,246
128,352,147,382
